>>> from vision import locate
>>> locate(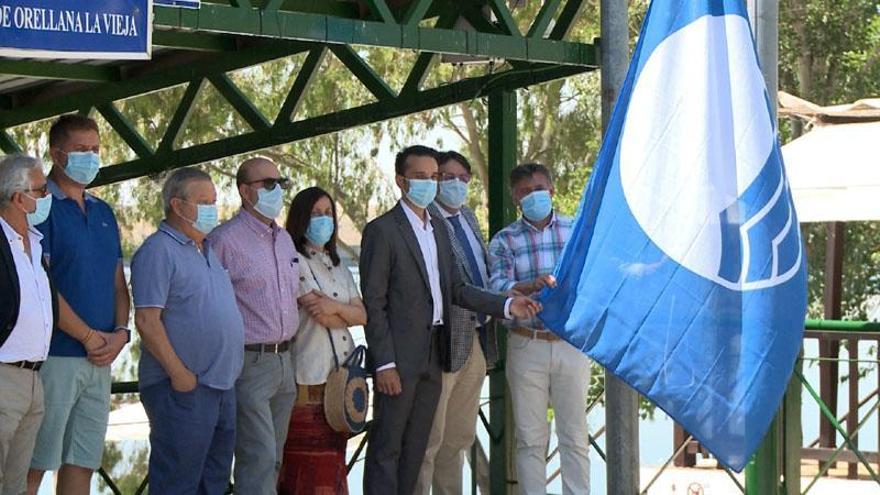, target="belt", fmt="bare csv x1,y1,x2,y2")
3,360,43,371
510,327,560,342
296,383,325,406
244,338,295,353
